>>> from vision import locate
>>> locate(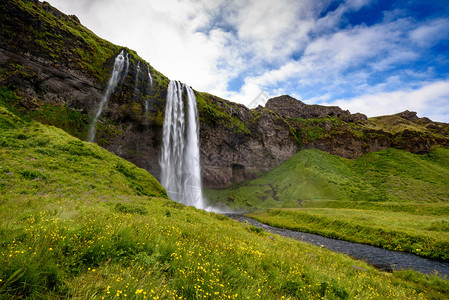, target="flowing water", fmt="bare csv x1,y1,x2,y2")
87,50,129,142
160,80,204,209
229,214,449,277
144,65,153,113
134,61,141,101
